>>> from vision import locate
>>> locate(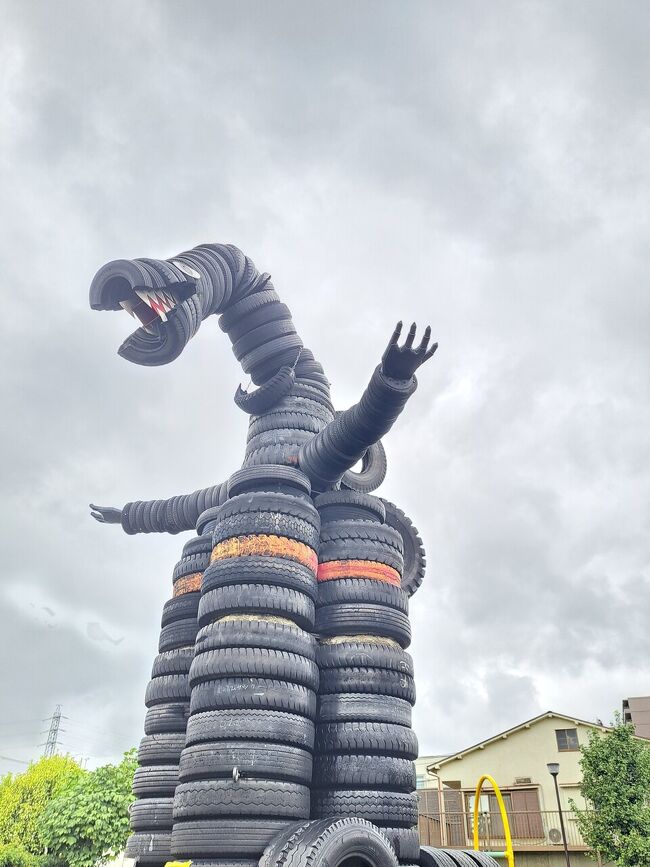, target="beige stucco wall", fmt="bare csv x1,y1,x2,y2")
423,715,606,811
